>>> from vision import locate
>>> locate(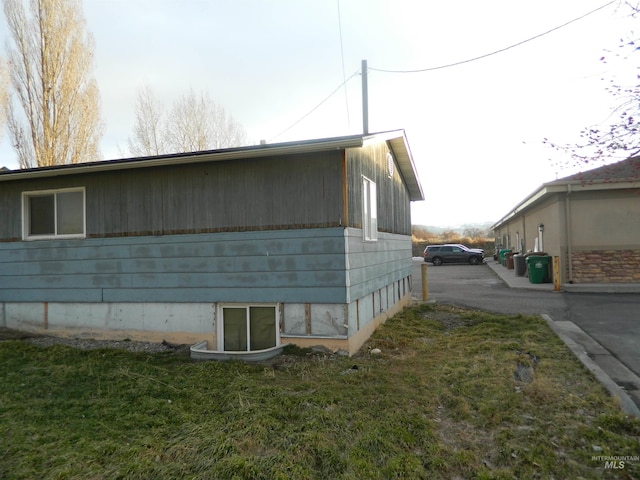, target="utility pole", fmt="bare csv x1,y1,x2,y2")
362,59,368,135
